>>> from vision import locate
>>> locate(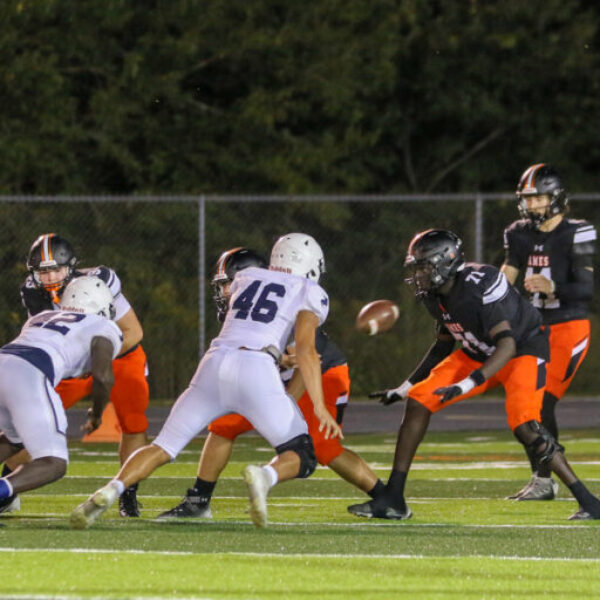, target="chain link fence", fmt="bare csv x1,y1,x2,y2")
1,194,598,401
